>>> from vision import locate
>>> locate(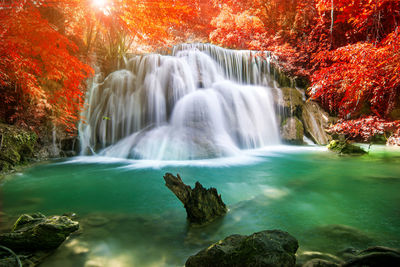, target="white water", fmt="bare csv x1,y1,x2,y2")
80,44,281,160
